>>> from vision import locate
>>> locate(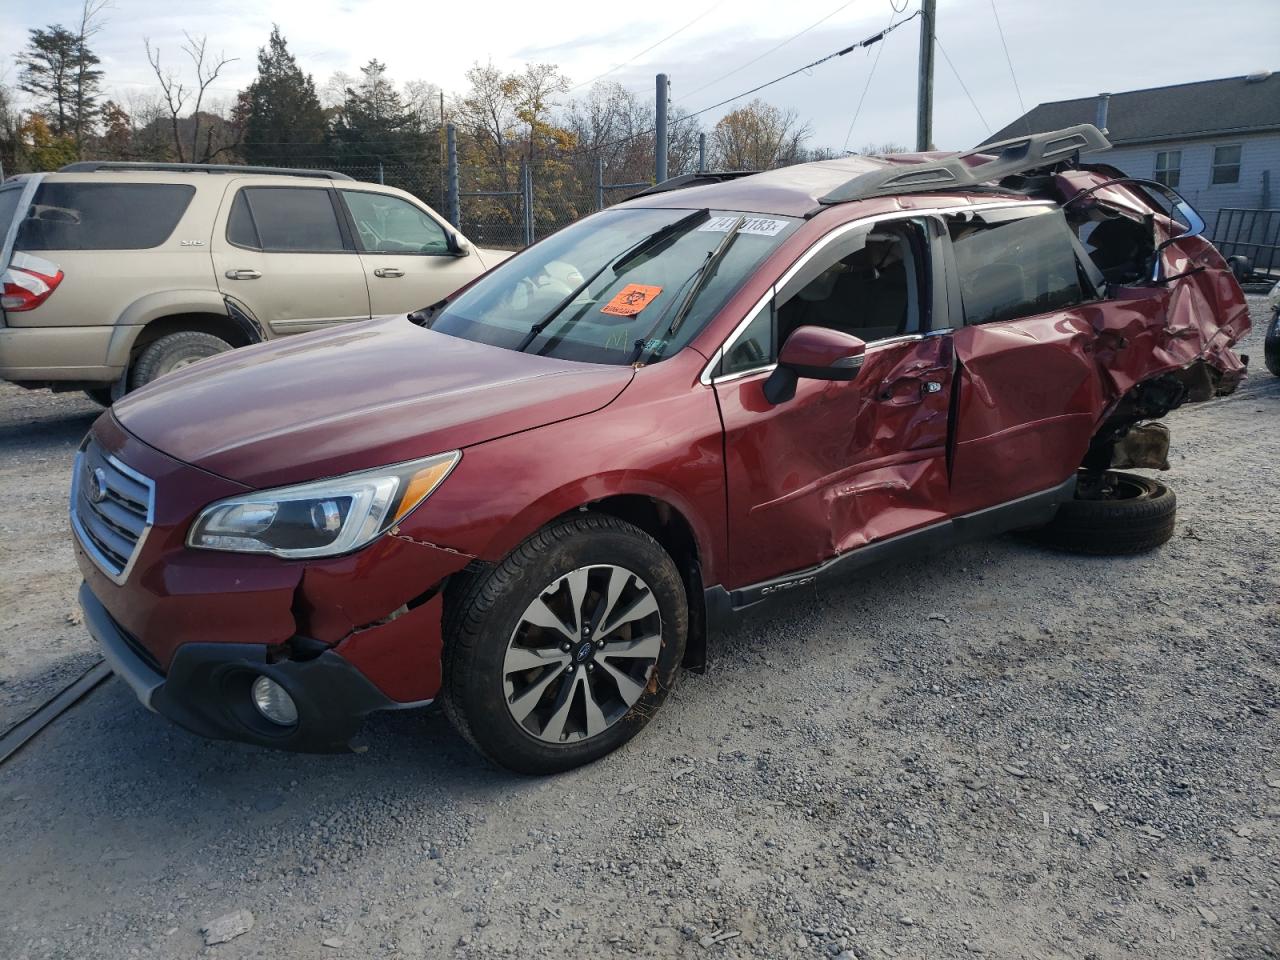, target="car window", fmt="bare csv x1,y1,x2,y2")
0,186,24,241
14,182,195,251
776,219,927,348
230,187,346,253
948,209,1085,325
431,208,800,366
720,300,775,376
341,191,449,254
